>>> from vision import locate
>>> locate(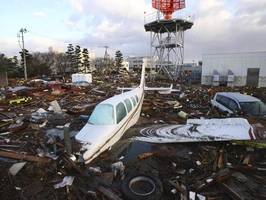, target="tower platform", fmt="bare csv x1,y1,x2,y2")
144,18,193,33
